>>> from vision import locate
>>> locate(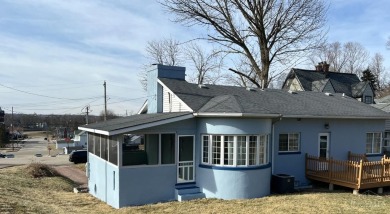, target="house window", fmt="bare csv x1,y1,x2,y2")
366,132,381,154
383,131,390,147
236,136,247,166
202,135,209,163
279,133,300,152
202,134,268,167
364,96,373,104
224,136,234,166
212,135,221,165
168,92,172,112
